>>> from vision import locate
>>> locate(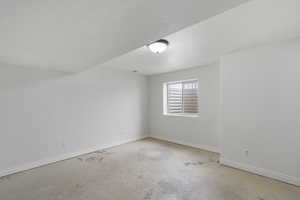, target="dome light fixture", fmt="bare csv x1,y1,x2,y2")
147,39,169,54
